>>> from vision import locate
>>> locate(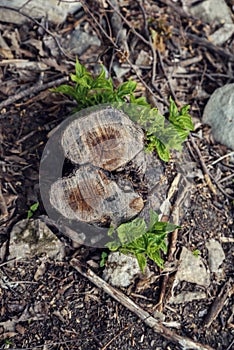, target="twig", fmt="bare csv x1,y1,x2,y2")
80,0,118,49
157,49,177,102
209,174,234,200
0,183,8,218
203,278,233,327
100,324,132,350
189,135,217,195
71,258,214,350
105,0,167,107
105,0,152,47
210,151,234,165
0,76,68,111
157,175,191,312
172,28,234,63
